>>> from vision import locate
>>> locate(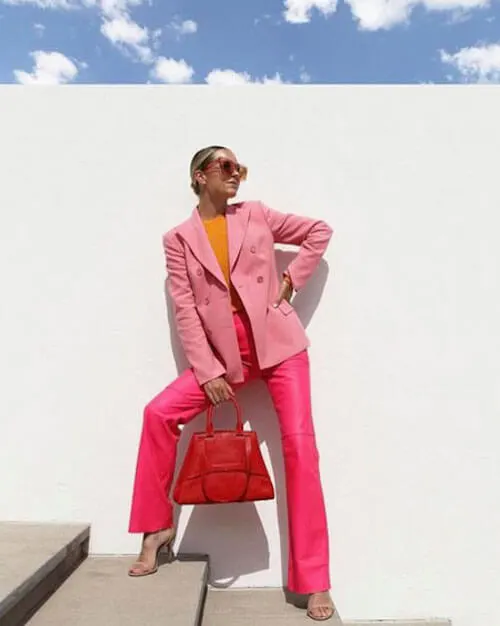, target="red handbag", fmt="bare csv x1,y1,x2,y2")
173,398,275,505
